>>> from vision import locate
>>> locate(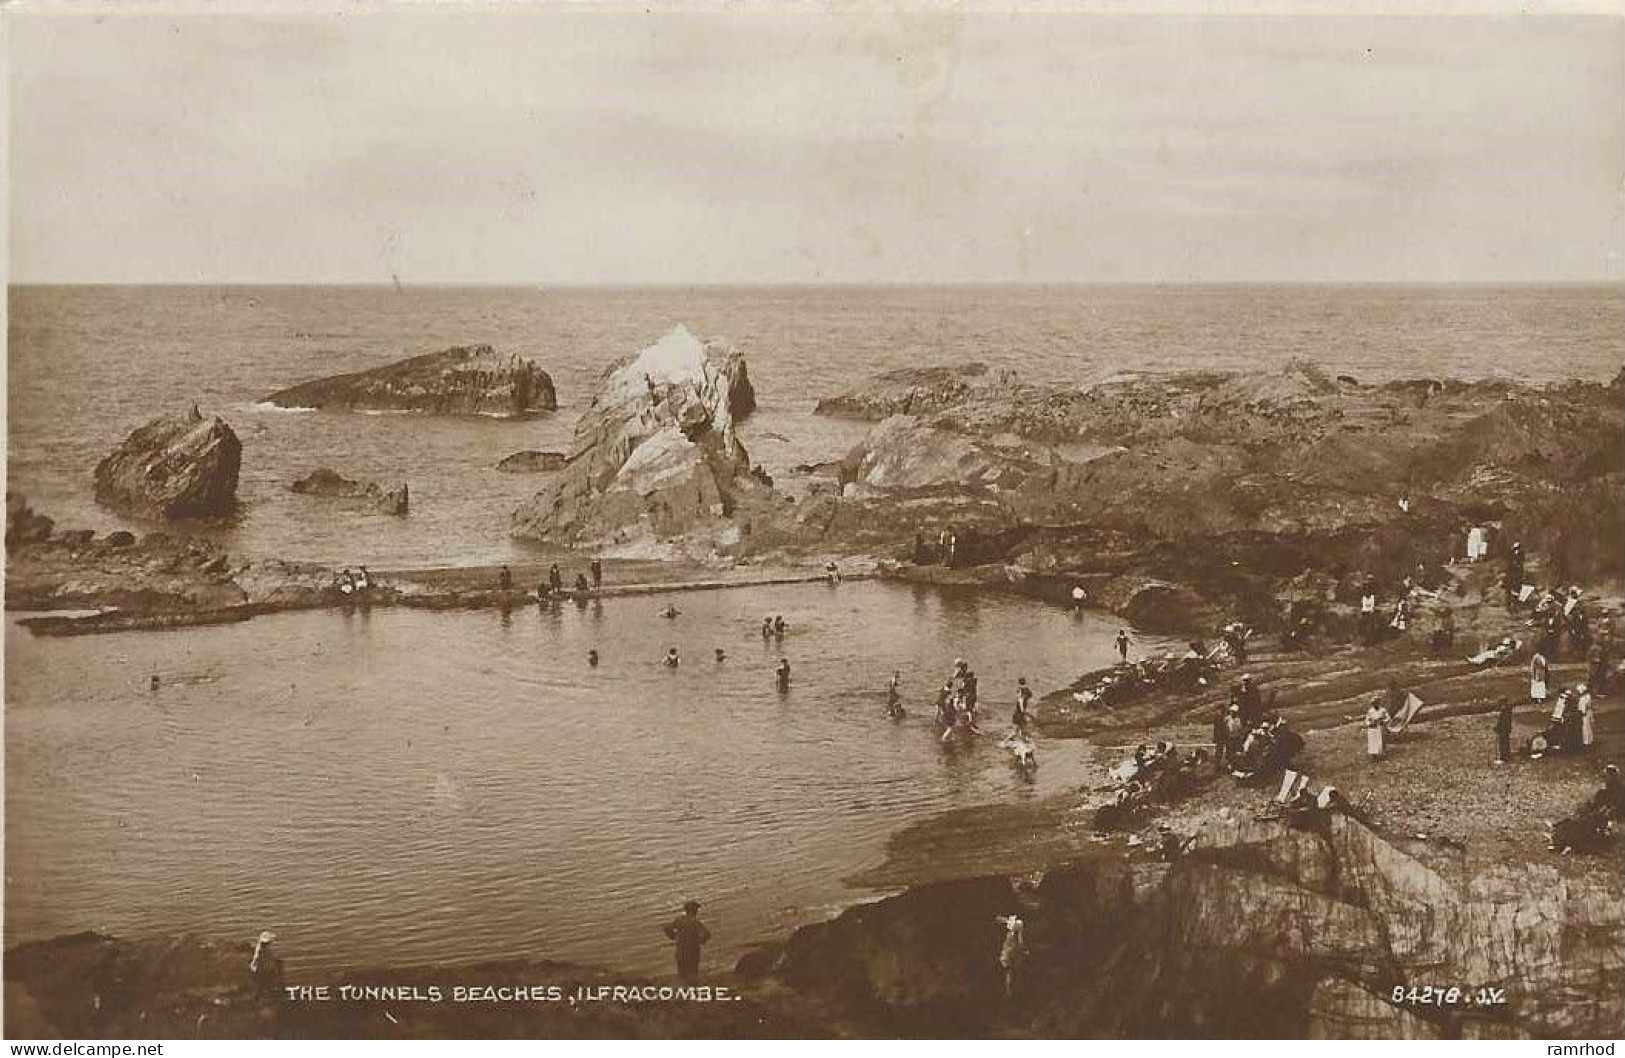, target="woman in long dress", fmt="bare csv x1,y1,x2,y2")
1530,651,1549,703
1577,685,1595,748
1364,697,1390,761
